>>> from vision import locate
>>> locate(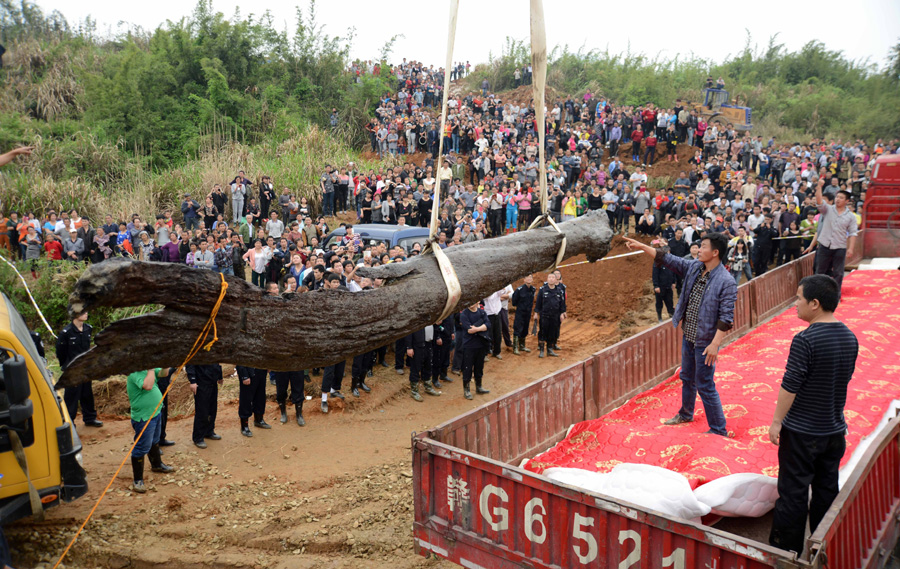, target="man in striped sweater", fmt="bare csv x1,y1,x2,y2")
768,275,859,554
